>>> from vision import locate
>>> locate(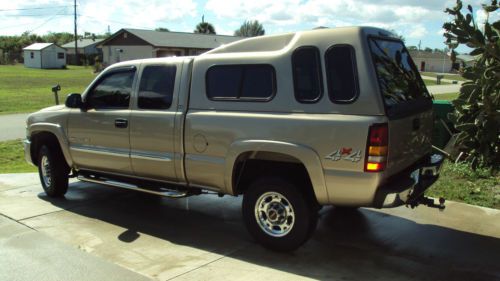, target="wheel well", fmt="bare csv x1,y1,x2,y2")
30,132,62,166
233,152,317,205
